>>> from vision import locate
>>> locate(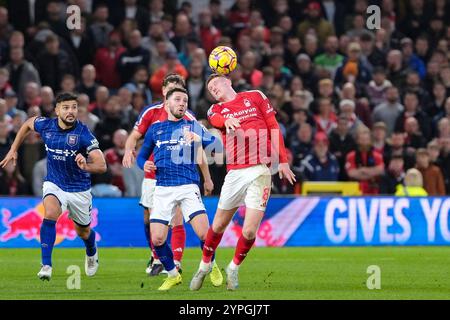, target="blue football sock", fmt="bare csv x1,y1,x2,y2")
40,219,56,266
154,241,176,272
144,222,151,248
201,240,215,263
82,229,97,257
